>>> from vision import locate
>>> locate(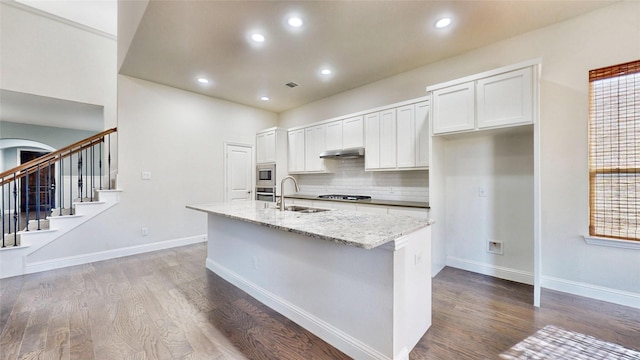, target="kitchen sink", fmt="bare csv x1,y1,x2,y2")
284,205,331,213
